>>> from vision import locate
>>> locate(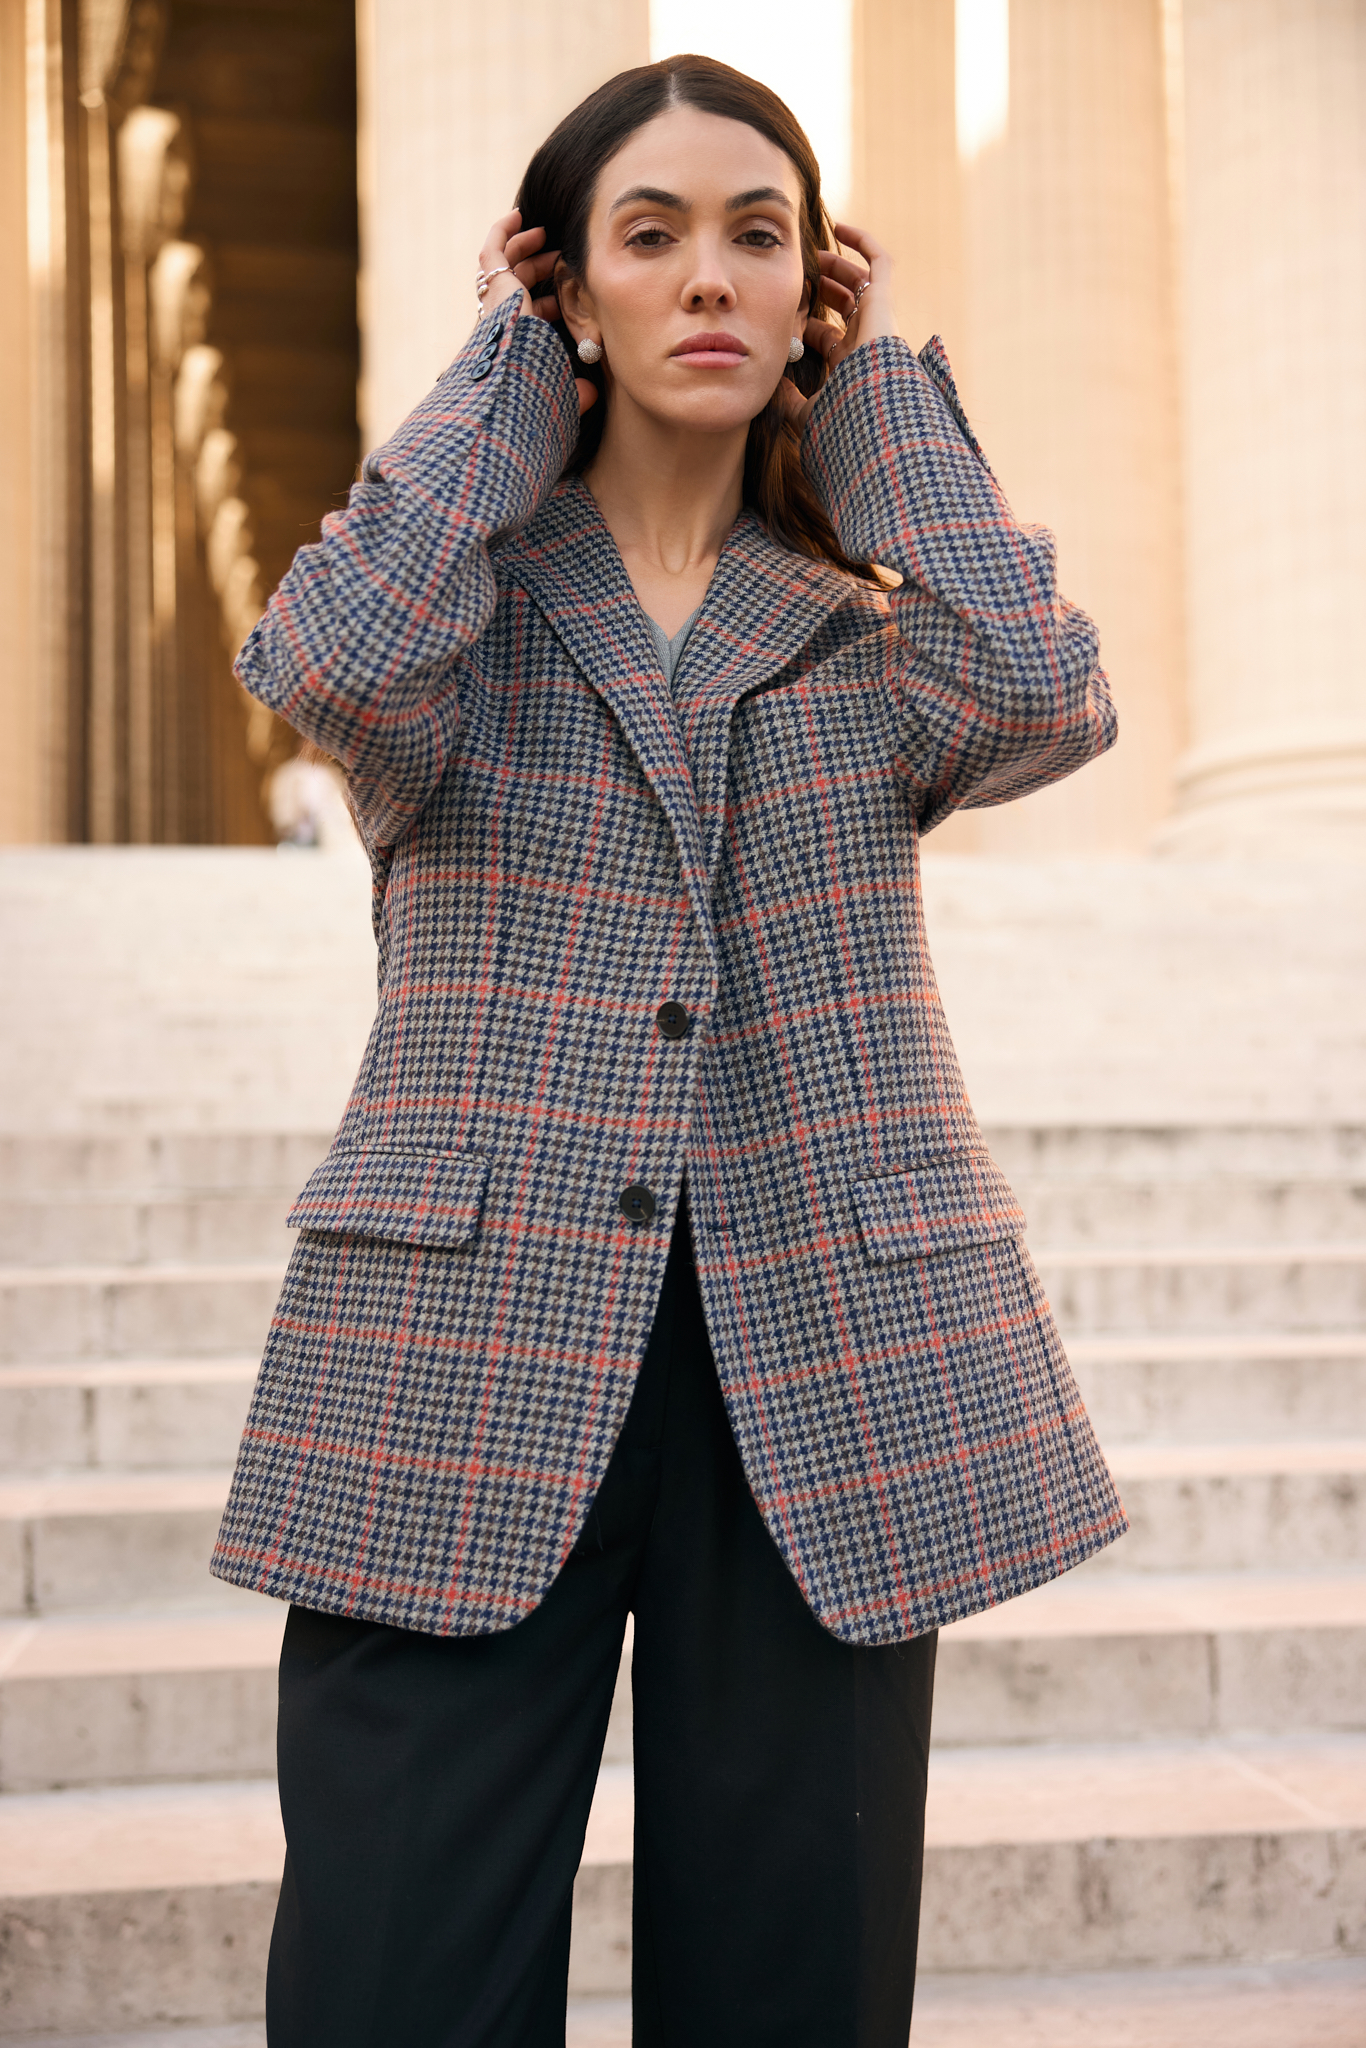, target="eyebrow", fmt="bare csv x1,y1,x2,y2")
607,183,794,216
727,187,793,213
